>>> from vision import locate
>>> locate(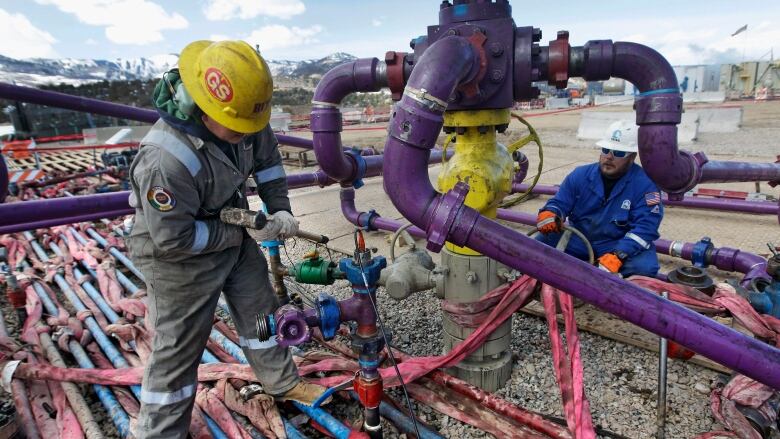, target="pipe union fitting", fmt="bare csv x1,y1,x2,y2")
426,182,470,252
310,108,343,133
635,94,682,125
